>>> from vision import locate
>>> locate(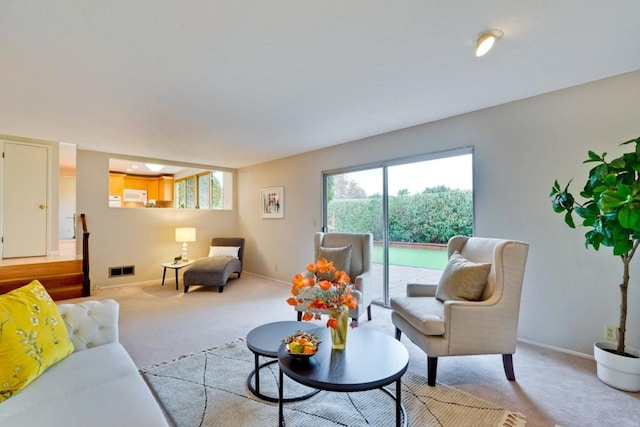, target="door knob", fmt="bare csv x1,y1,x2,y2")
39,204,46,209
